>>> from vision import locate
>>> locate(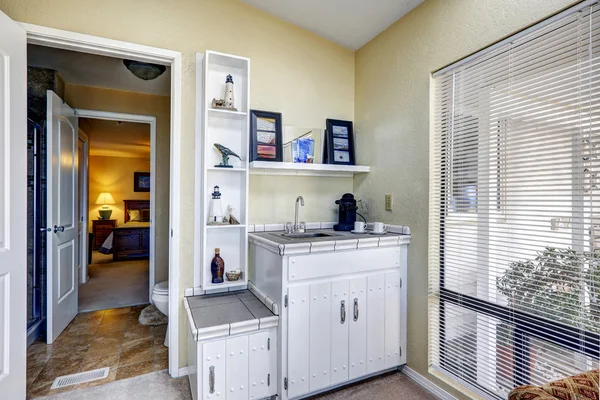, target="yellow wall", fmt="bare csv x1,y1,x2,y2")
353,0,579,397
65,84,171,285
1,0,355,367
89,155,150,230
